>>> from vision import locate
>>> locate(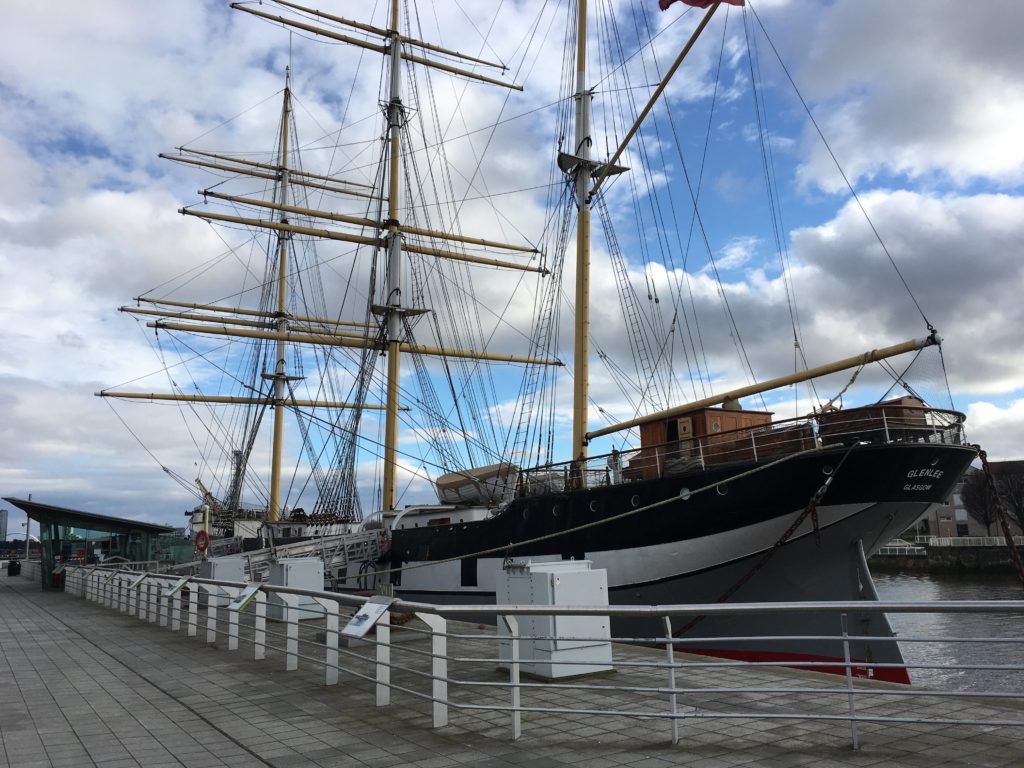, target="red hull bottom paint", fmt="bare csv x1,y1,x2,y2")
683,647,913,686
